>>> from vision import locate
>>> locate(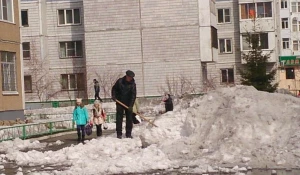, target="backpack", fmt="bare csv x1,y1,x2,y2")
85,123,93,136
